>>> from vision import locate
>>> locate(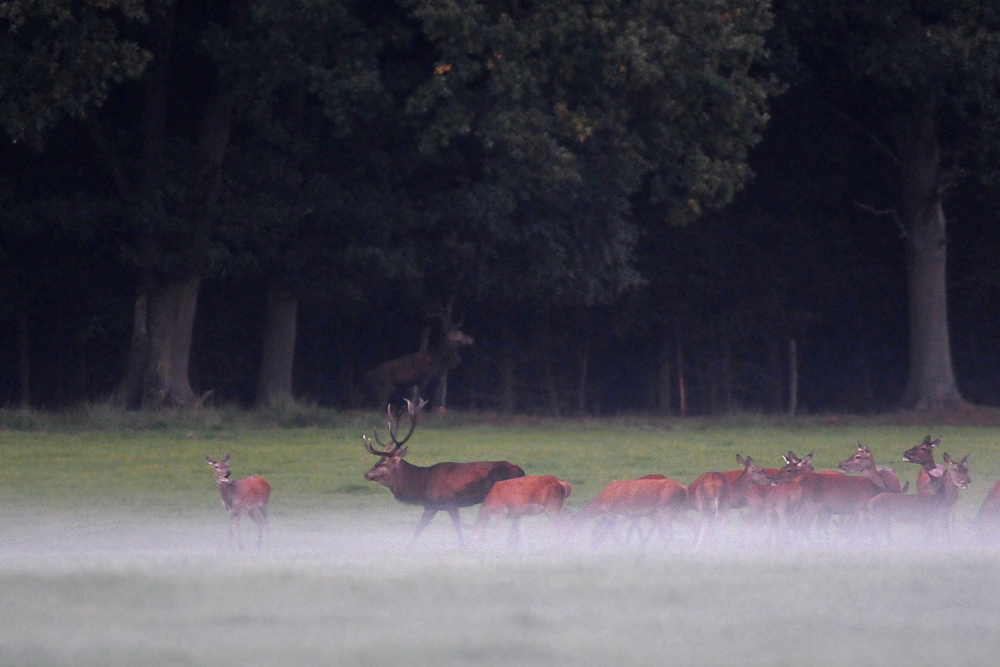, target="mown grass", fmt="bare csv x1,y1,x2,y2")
4,407,1000,667
2,406,999,518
